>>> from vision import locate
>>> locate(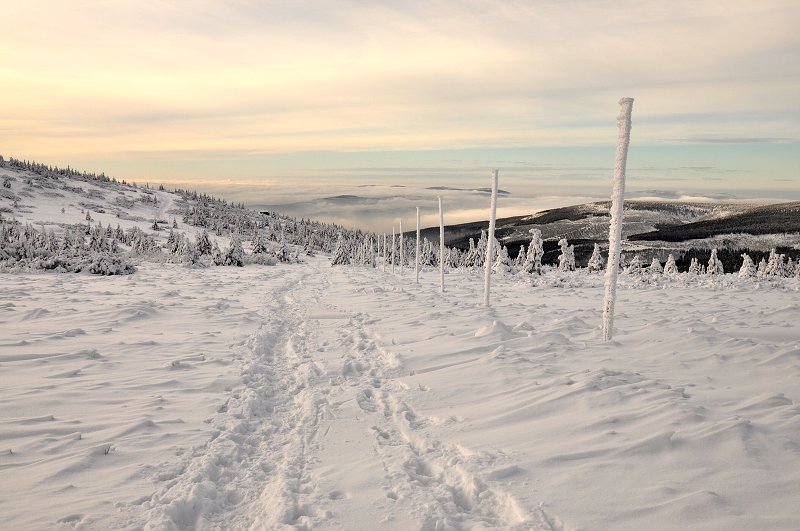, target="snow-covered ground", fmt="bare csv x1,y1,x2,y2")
2,257,799,529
